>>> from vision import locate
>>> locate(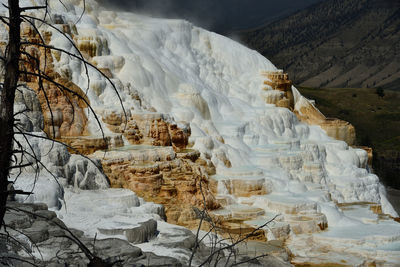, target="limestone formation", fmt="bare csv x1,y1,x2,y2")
261,70,357,145
92,146,220,226
12,135,110,210
168,123,190,151
9,15,378,267
354,146,373,166
262,70,294,110
294,96,356,145
61,135,123,155
212,178,270,198
32,78,89,139
17,24,90,140
74,29,110,58
98,219,158,244
1,201,291,267
12,23,130,156
15,22,190,158
319,118,356,146
209,193,329,243
103,112,190,152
